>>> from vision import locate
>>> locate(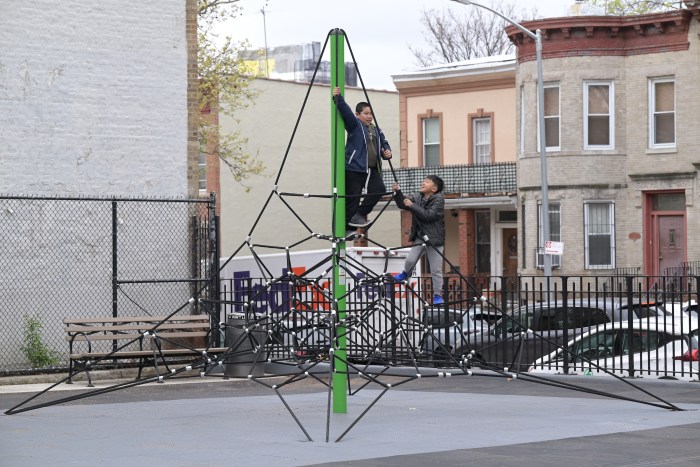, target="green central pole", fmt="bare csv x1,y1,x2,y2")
330,29,347,414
